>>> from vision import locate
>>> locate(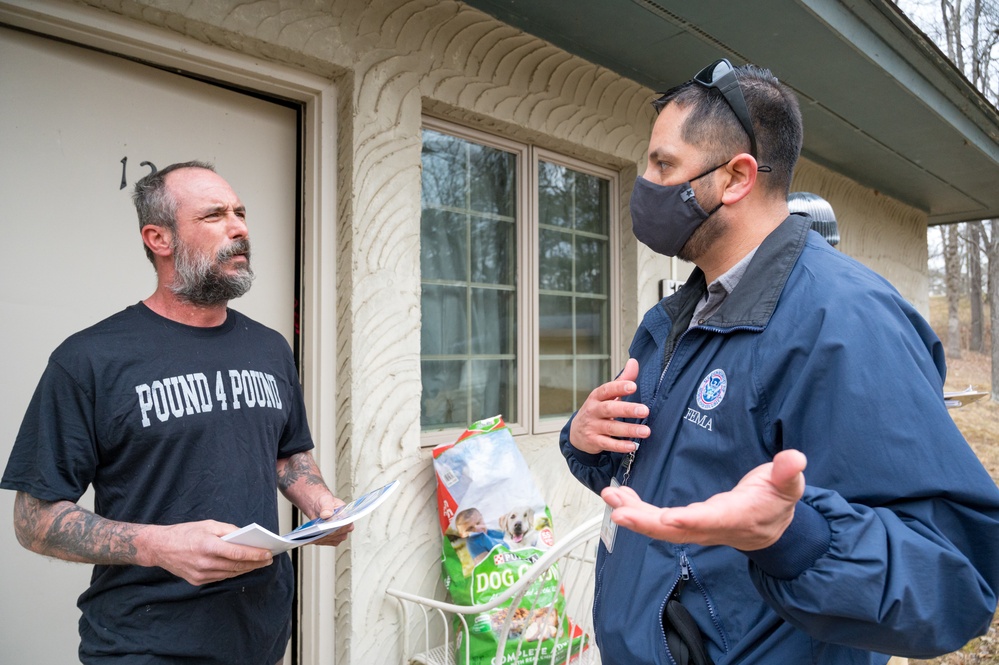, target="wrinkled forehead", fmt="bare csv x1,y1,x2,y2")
166,167,242,212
